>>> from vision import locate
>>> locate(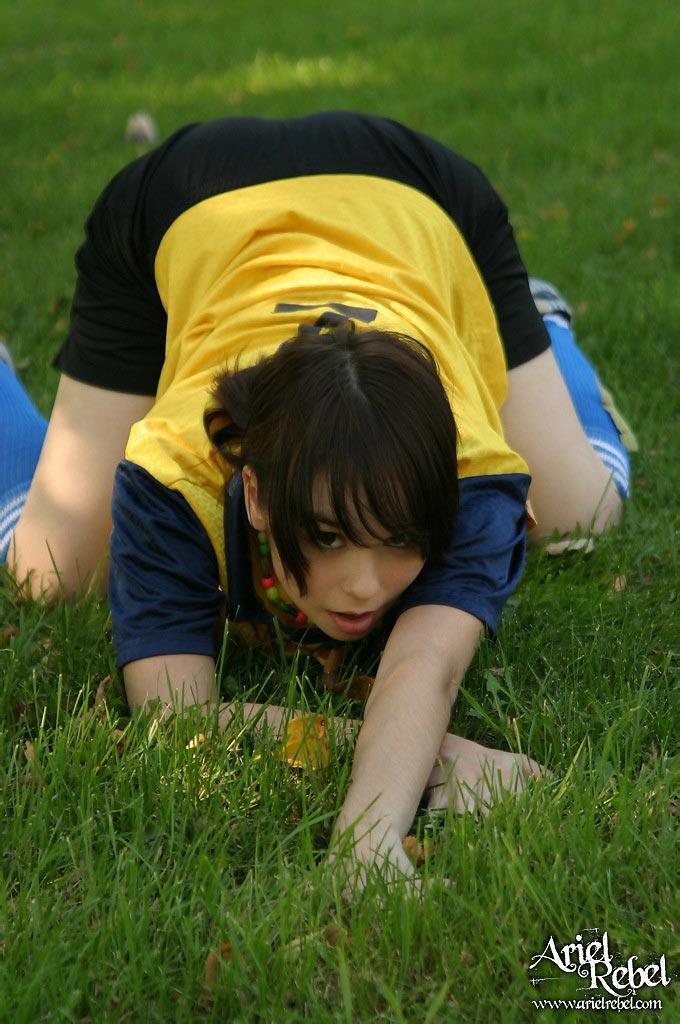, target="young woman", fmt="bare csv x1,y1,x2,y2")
0,111,633,888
